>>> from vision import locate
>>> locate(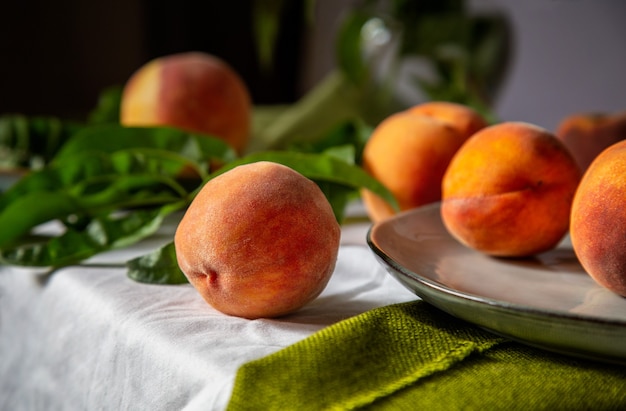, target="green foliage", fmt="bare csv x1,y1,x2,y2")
250,0,510,150
0,86,125,169
0,114,83,169
87,85,123,125
336,0,511,120
210,150,398,223
0,118,396,283
252,0,316,72
127,242,188,285
0,203,185,269
0,127,238,269
125,146,398,285
0,0,510,283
